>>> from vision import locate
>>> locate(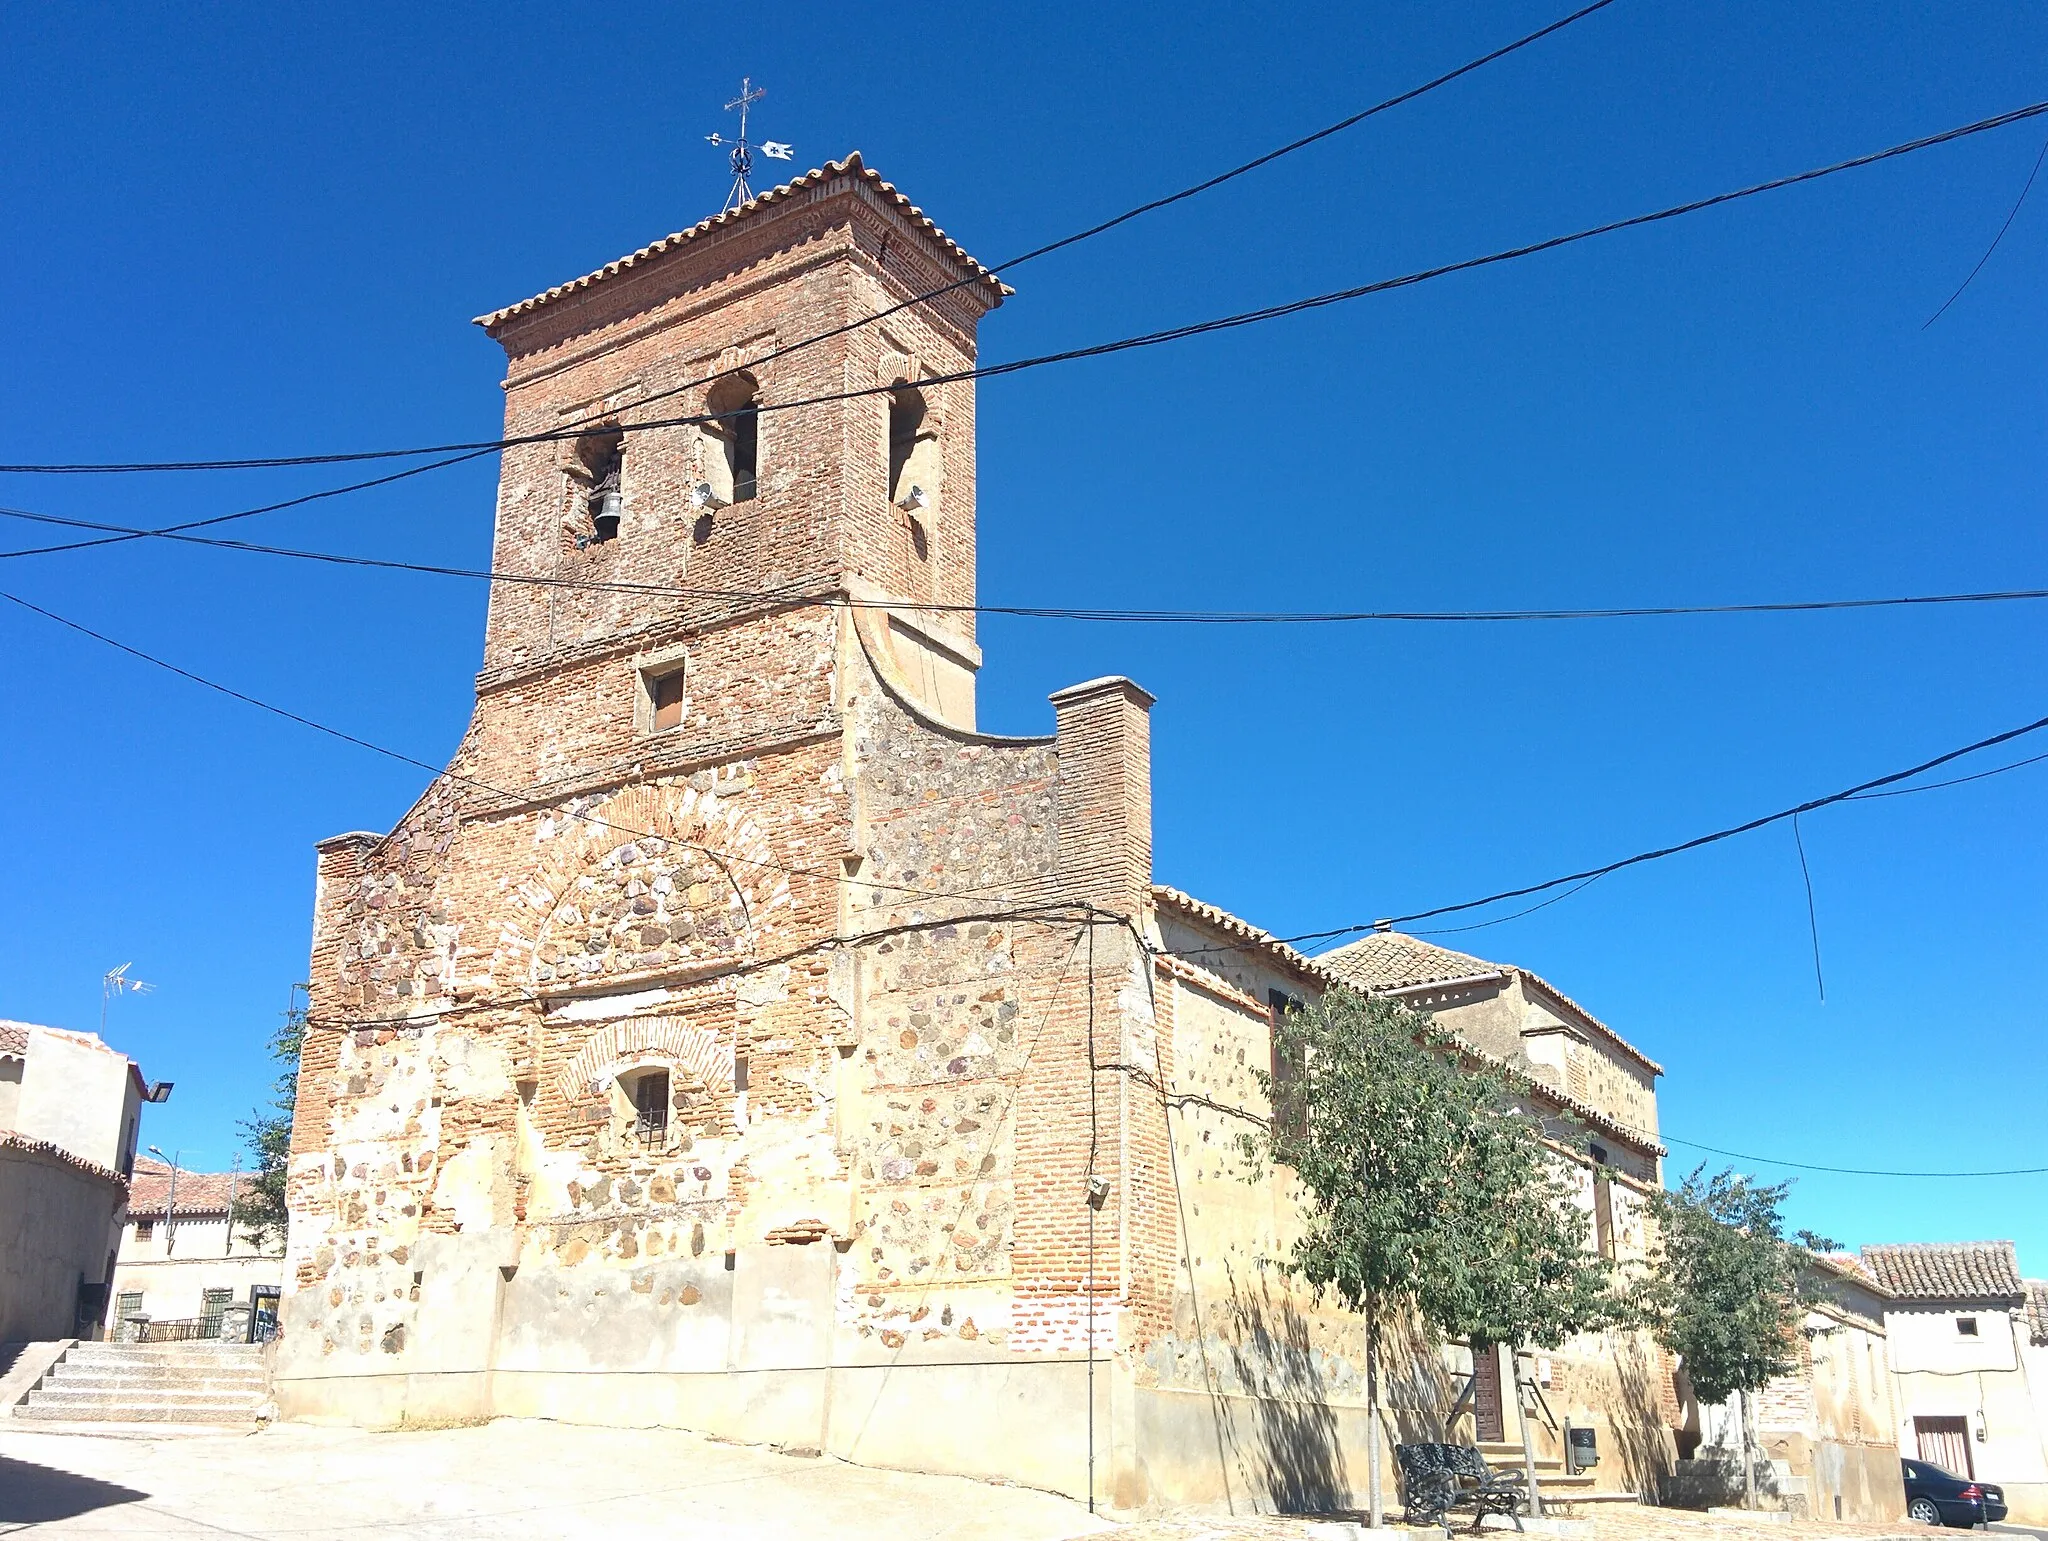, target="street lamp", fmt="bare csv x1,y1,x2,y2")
147,1145,180,1254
